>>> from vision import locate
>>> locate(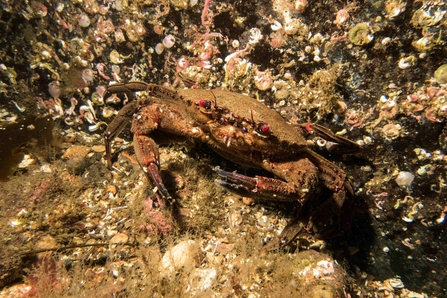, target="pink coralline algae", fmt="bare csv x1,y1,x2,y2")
141,198,173,235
